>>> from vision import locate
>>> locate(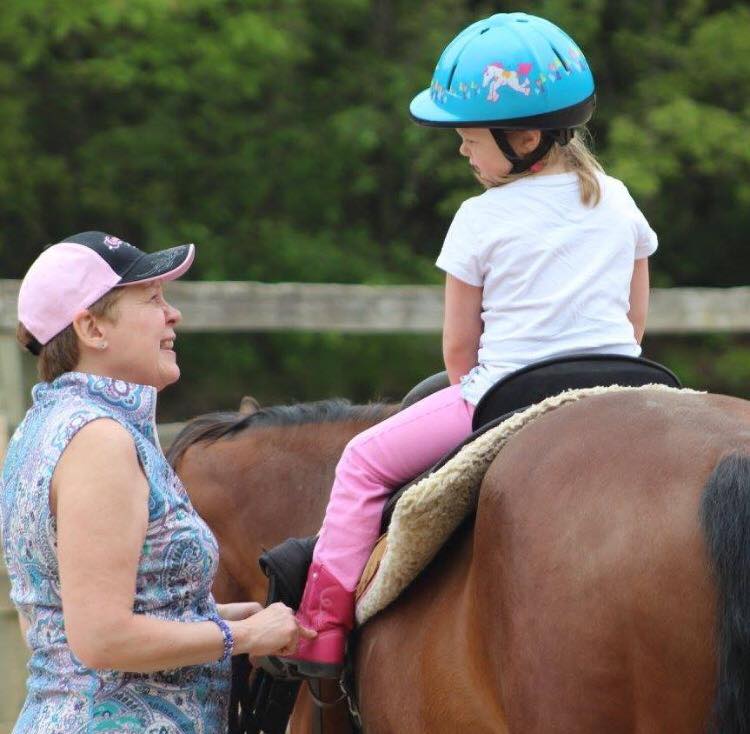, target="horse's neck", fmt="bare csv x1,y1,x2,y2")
249,414,396,558
295,416,395,500
182,408,397,605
